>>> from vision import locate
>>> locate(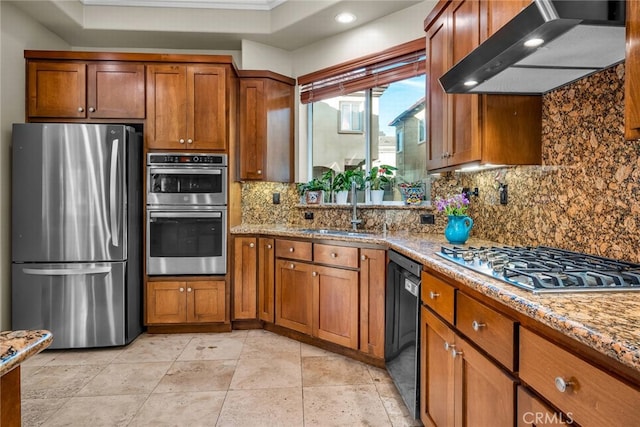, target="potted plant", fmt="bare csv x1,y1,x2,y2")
366,165,396,204
332,169,365,204
304,177,329,204
296,182,309,204
435,193,473,244
398,180,425,205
